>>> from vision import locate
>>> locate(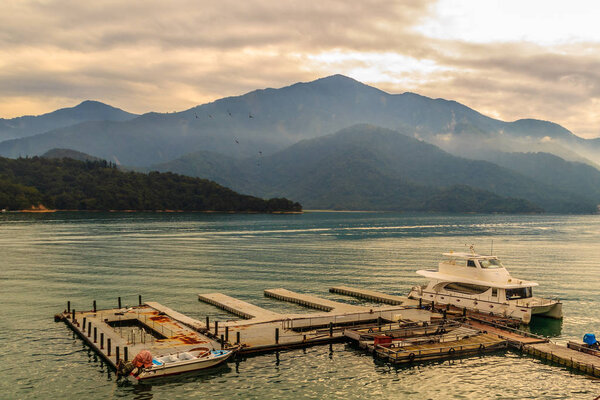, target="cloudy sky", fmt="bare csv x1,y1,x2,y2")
2,0,600,138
